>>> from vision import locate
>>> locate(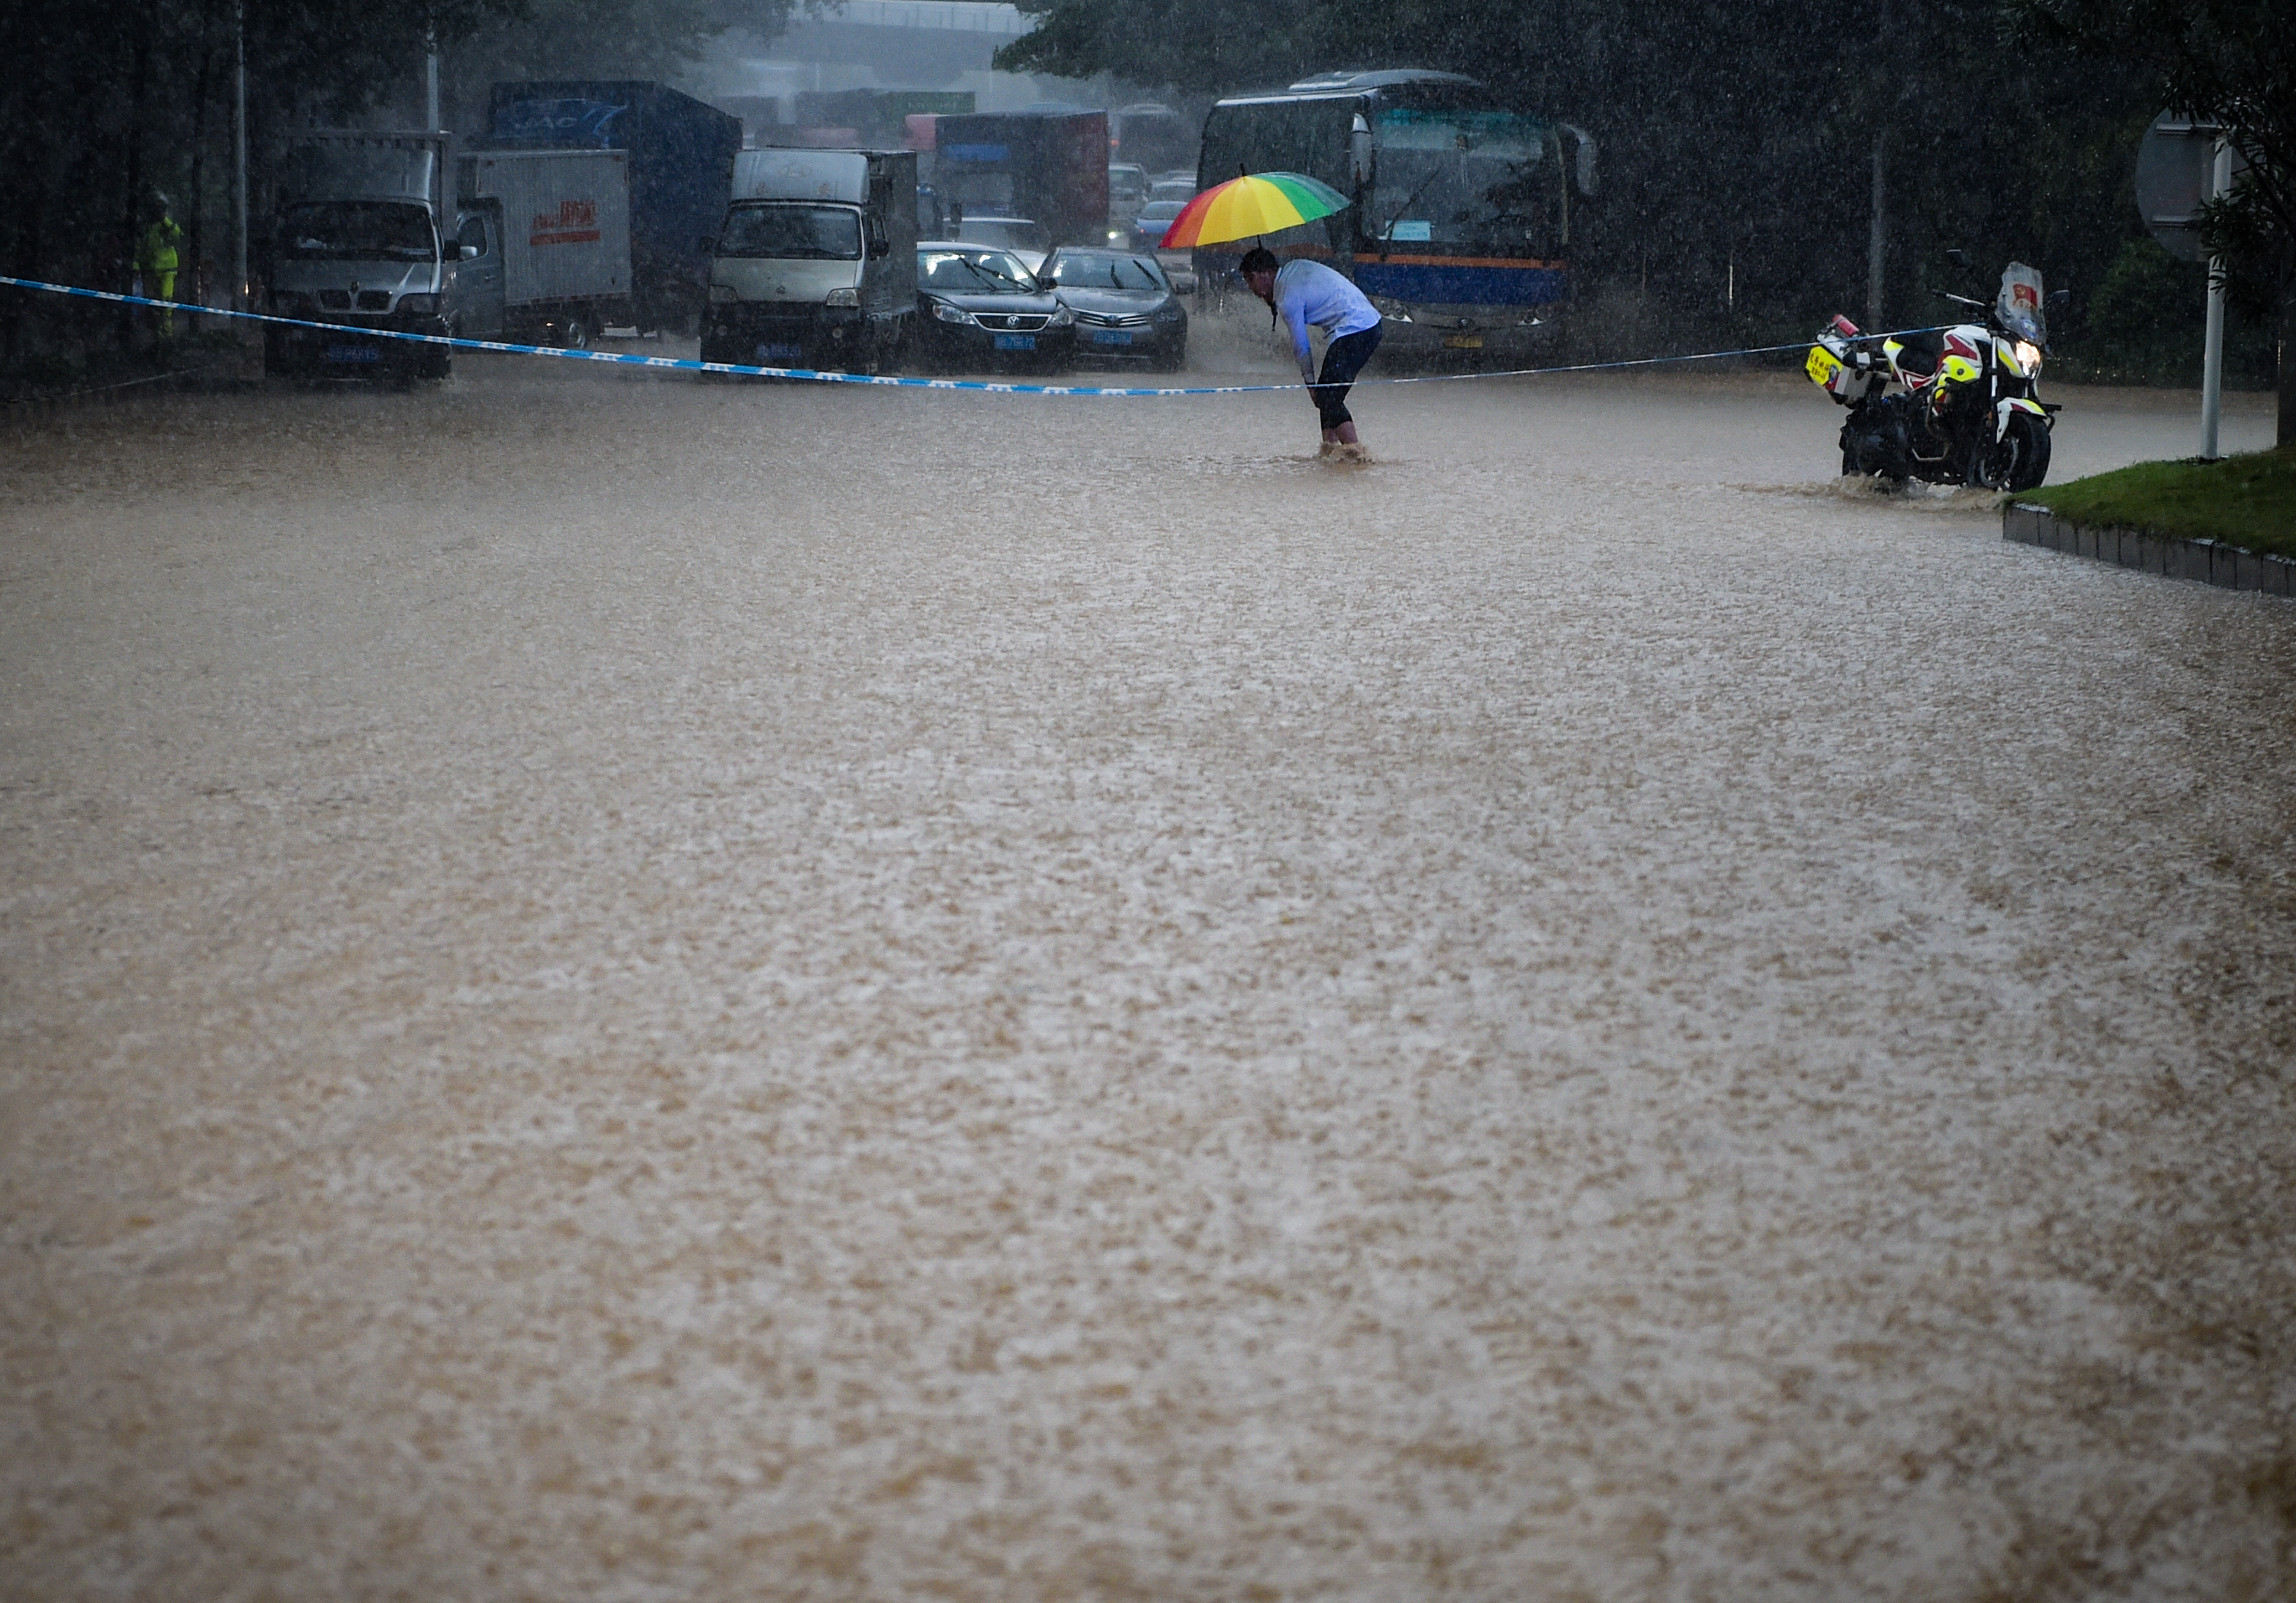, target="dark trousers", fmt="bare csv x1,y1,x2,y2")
1310,323,1383,429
